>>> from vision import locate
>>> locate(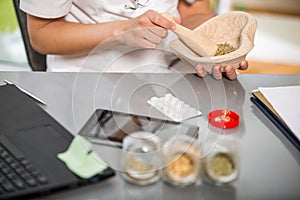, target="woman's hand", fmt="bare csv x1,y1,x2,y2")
195,60,249,80
114,10,176,49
